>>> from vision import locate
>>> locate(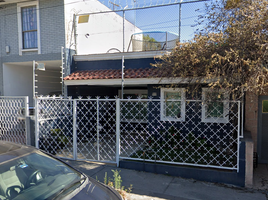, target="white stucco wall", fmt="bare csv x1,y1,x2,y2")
64,0,142,54
3,62,62,106
3,64,33,104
